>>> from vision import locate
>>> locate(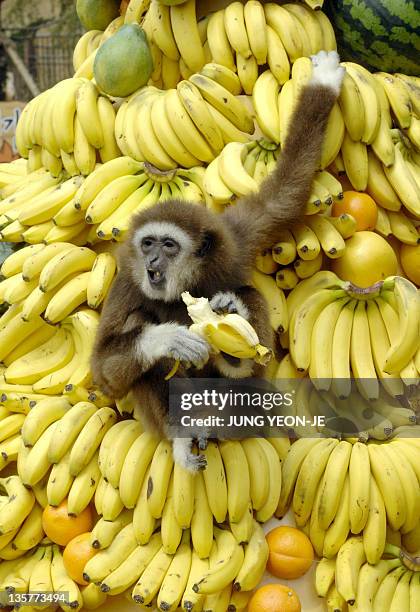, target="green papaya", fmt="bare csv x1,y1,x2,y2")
93,24,153,97
76,0,121,31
